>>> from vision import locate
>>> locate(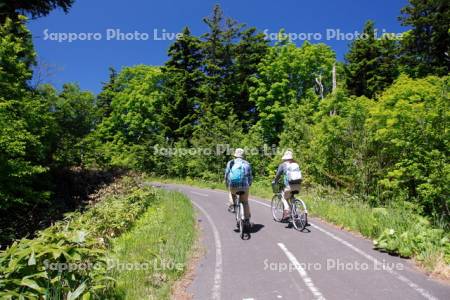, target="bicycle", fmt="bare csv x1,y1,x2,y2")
271,183,308,231
232,191,250,239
